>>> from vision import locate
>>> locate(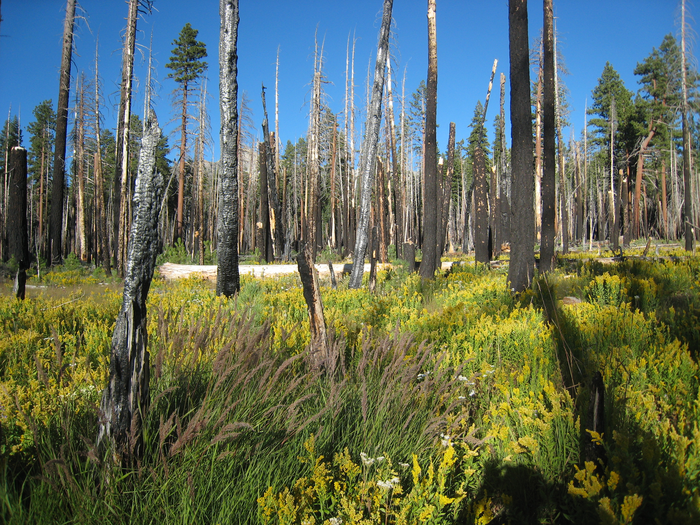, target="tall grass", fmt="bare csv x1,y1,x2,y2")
1,255,699,523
